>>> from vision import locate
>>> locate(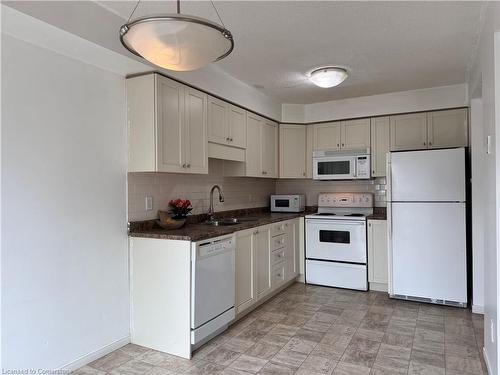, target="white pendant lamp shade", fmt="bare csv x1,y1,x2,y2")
120,15,234,72
308,67,348,88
